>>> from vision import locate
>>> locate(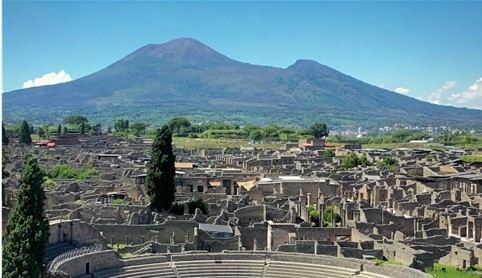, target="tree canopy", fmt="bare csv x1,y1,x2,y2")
145,125,176,211
130,122,150,136
168,117,191,135
114,119,130,132
308,122,329,138
2,155,49,278
63,115,89,125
